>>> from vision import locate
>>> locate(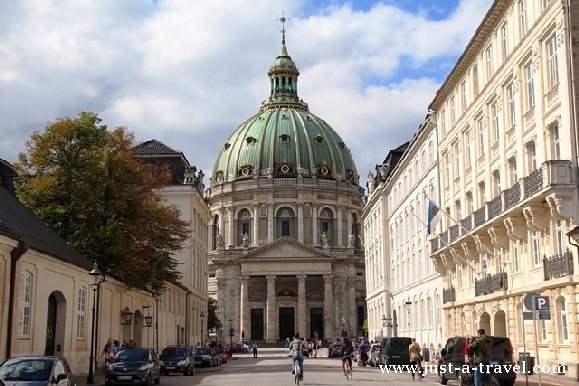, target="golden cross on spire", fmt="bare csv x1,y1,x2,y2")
277,12,290,45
